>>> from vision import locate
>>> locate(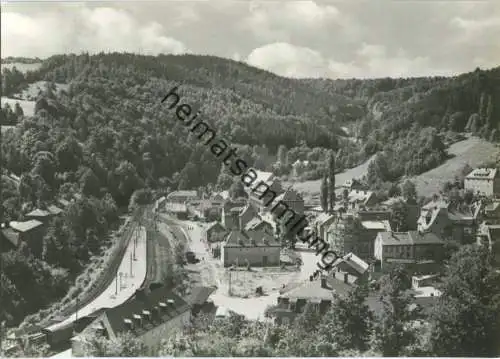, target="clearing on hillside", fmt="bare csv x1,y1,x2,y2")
411,137,500,197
